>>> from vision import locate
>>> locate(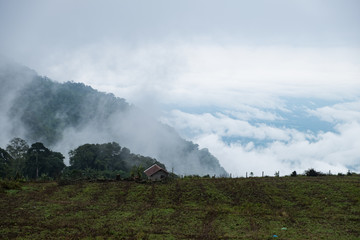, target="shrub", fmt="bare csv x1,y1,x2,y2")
305,168,324,177
0,180,21,191
290,171,297,177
